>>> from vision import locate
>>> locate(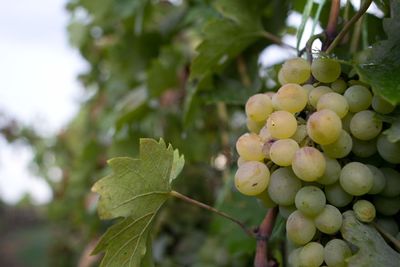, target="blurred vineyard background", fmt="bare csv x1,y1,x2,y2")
0,0,389,266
